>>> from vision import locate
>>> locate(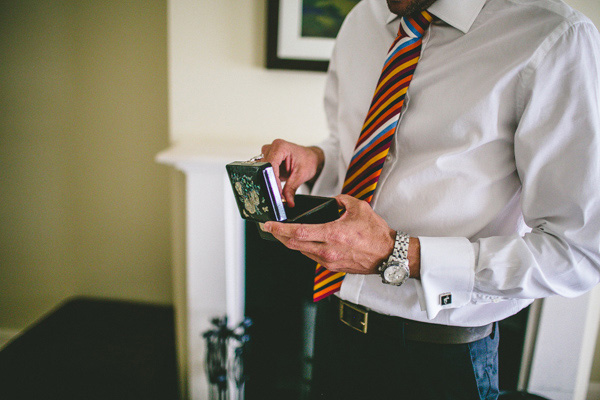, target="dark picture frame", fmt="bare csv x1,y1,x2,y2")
266,0,357,72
